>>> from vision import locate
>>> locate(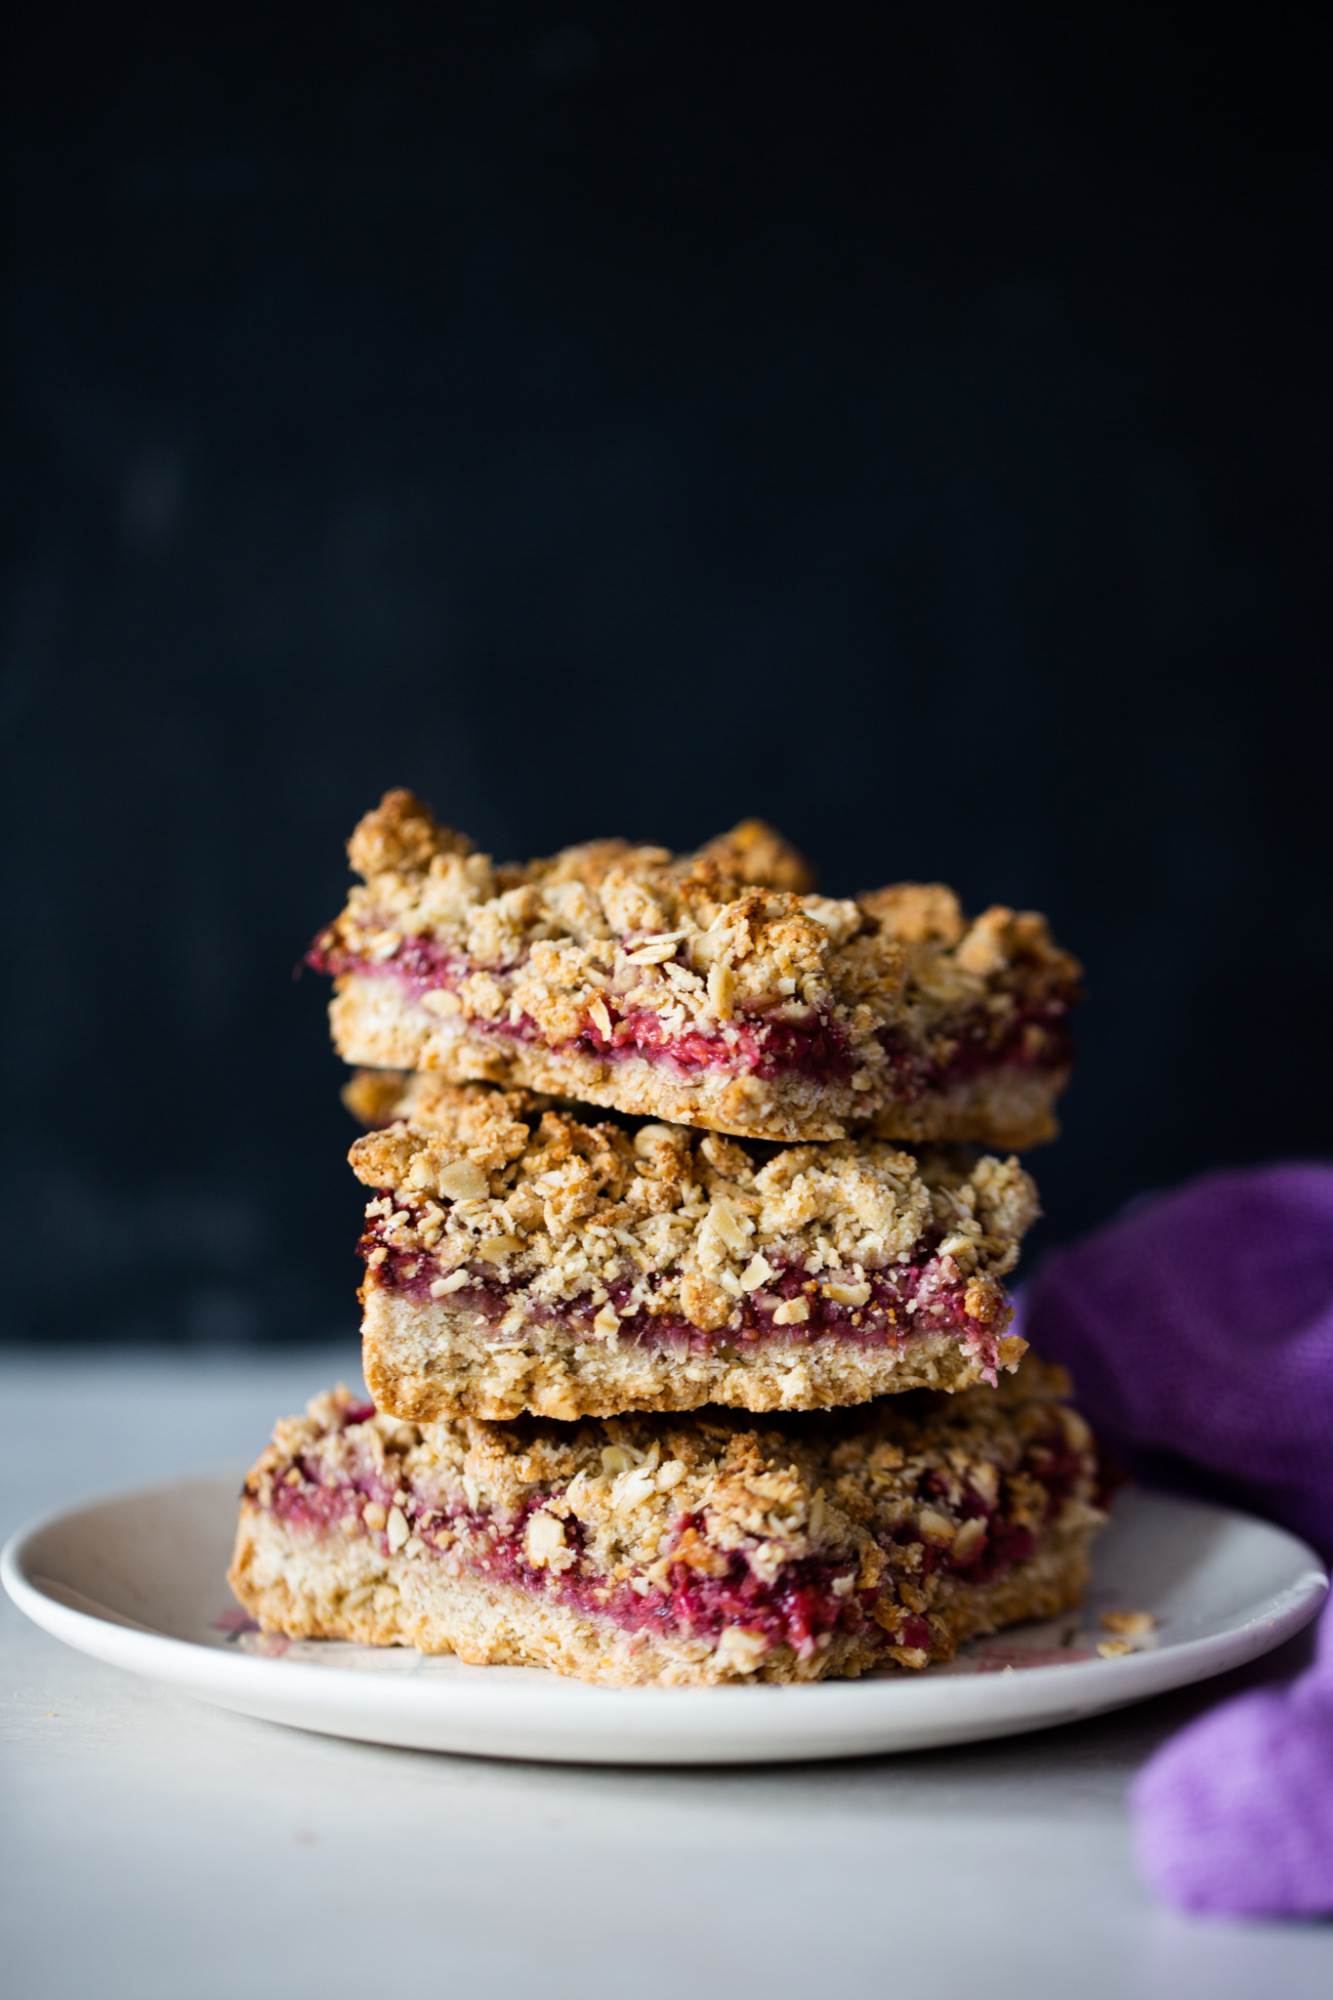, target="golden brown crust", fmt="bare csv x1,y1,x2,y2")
312,792,1080,1145
228,1357,1104,1685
